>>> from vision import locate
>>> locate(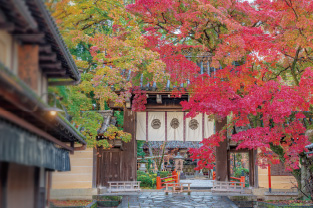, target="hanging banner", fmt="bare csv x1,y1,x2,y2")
185,113,203,141
167,112,184,141
136,112,214,141
147,112,165,141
